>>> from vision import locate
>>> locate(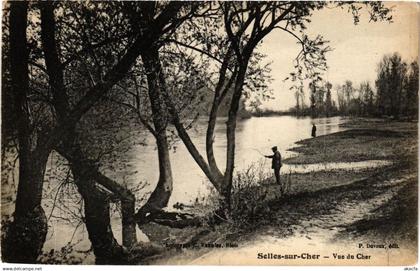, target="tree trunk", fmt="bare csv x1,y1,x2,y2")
2,2,49,263
57,142,138,251
153,134,173,209
136,132,173,219
70,160,126,264
89,170,138,249
2,151,49,263
223,66,248,212
135,50,174,222
205,49,235,183
206,100,225,181
121,197,137,248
